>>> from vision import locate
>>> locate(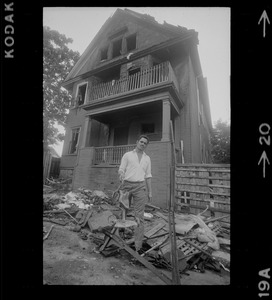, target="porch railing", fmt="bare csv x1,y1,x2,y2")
88,61,179,102
93,144,135,165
